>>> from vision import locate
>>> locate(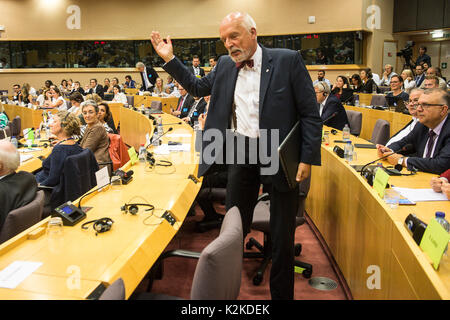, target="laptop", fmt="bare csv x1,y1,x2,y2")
278,121,302,189
386,95,407,113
